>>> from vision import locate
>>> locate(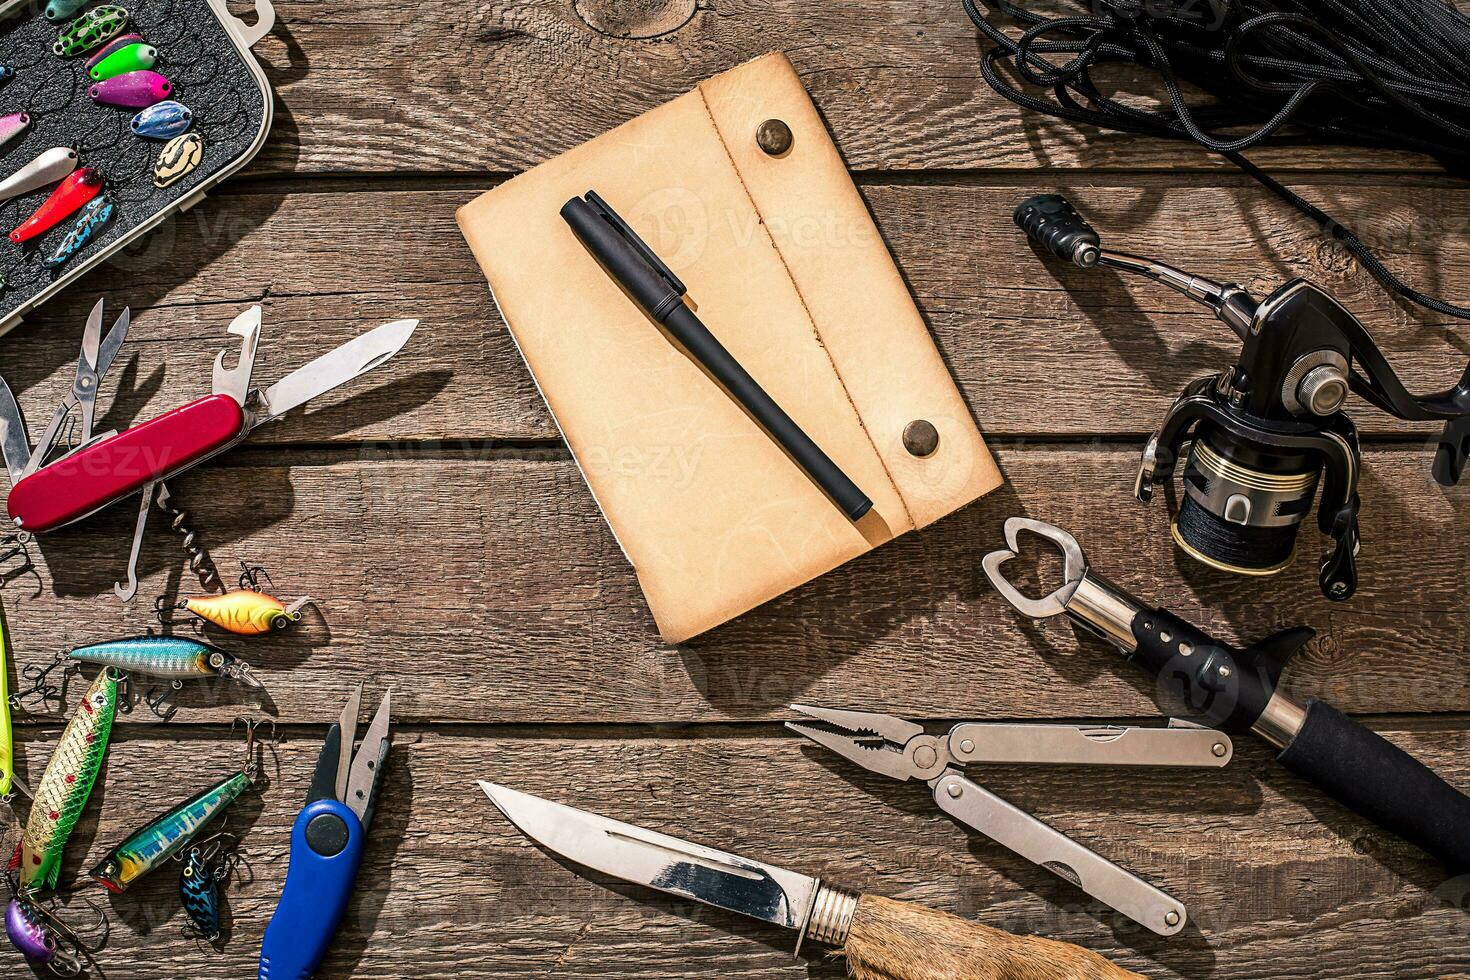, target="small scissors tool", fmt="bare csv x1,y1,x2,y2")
259,683,391,979
0,298,131,487
788,703,1234,936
